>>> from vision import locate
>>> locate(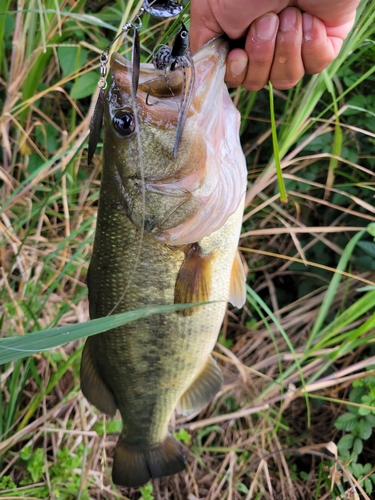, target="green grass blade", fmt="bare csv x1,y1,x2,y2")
311,289,375,352
246,284,305,388
306,230,365,351
0,0,12,72
269,82,287,202
0,302,215,365
17,350,82,430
